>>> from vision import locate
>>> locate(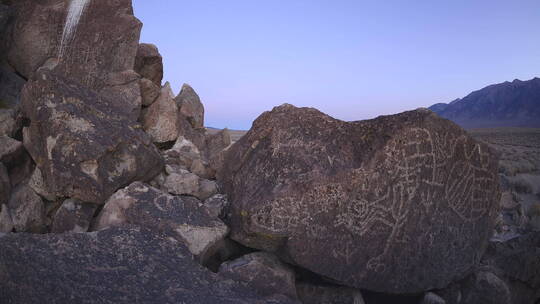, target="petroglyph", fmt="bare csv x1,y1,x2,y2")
219,105,500,293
